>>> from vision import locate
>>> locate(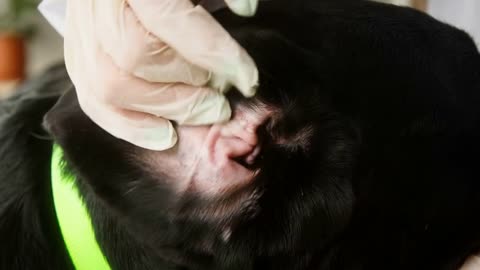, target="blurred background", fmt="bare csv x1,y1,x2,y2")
0,0,479,99
0,0,62,98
